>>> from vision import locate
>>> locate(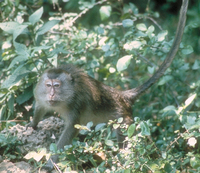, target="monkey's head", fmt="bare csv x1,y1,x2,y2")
34,68,74,108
